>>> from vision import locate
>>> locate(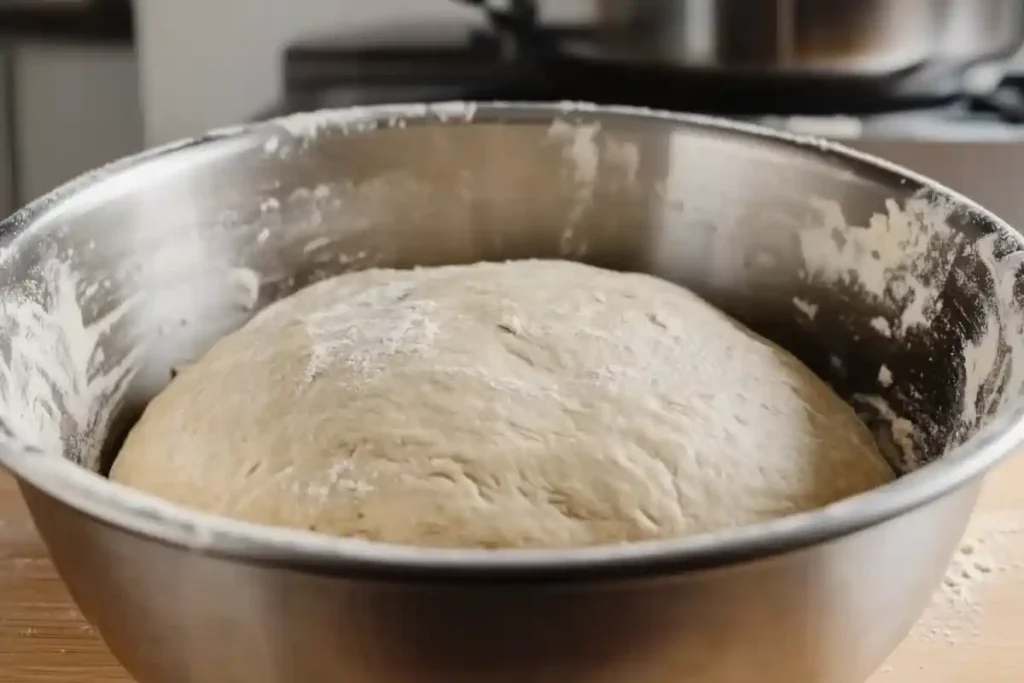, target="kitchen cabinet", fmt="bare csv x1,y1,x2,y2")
0,0,140,216
0,41,143,216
